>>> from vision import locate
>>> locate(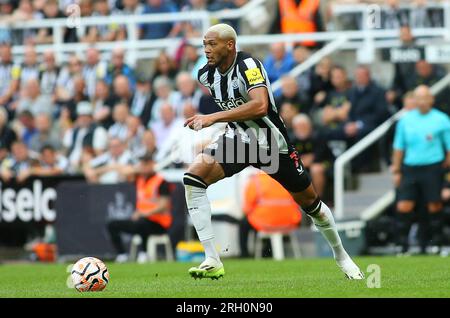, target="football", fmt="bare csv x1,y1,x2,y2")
71,257,109,292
